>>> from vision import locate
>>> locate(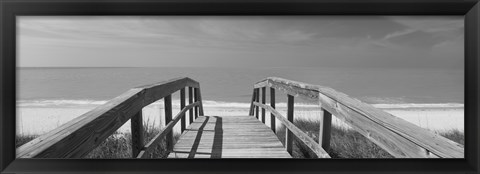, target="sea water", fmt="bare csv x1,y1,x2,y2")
17,67,464,136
